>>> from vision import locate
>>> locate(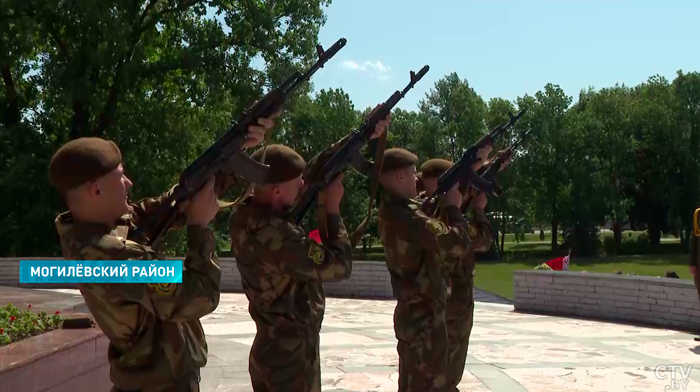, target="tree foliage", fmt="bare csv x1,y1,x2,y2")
1,1,699,259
